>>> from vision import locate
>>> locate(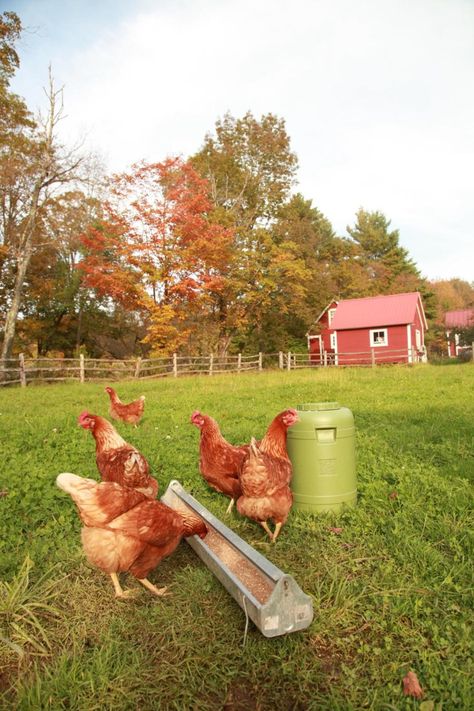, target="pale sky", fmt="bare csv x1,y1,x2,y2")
7,0,474,282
